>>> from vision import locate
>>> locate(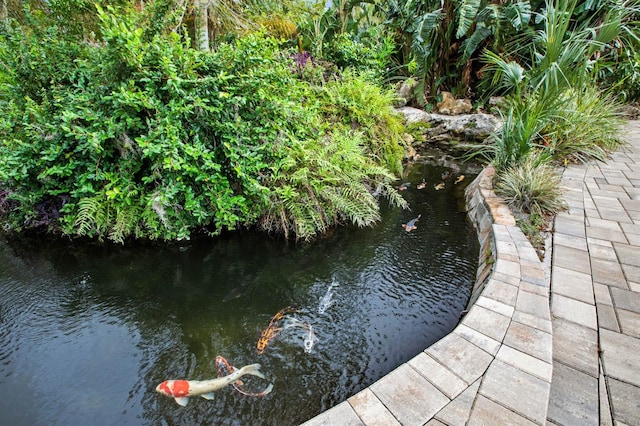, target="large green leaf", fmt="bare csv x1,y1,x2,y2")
456,0,482,38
